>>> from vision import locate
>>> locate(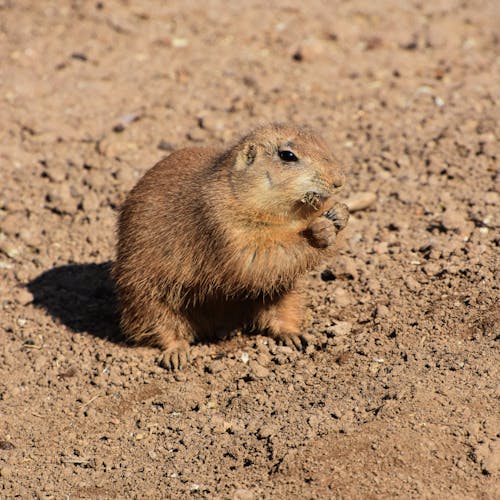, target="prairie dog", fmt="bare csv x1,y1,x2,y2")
113,124,349,369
